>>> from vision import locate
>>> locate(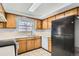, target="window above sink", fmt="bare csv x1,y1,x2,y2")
16,16,34,32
